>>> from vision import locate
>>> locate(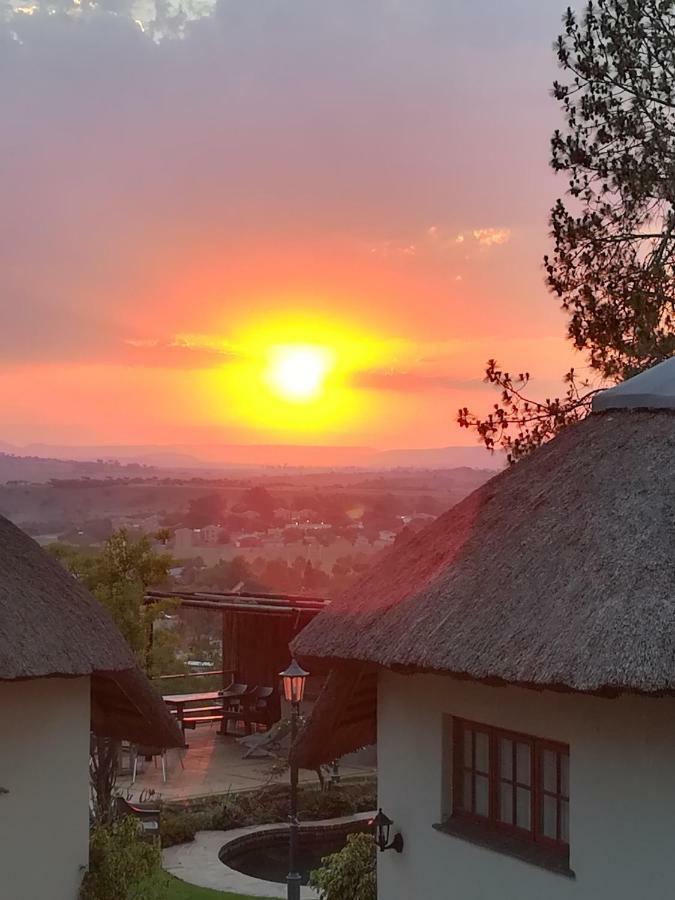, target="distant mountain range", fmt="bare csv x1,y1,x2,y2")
371,446,501,469
0,440,502,479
